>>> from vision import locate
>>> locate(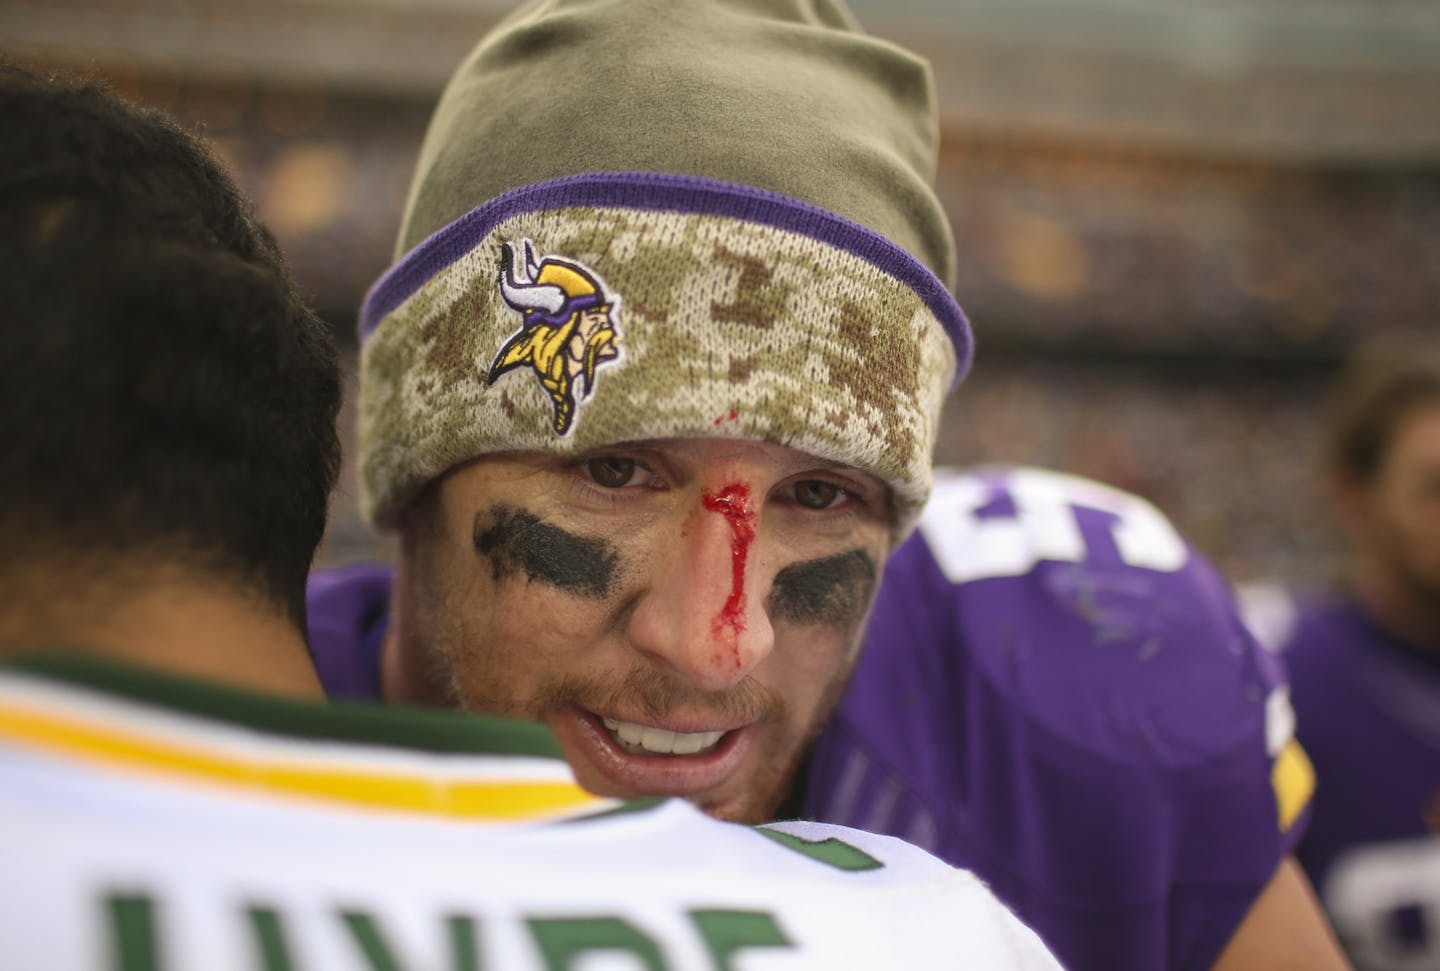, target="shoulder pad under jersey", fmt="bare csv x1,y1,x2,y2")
809,466,1310,971
875,465,1294,771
